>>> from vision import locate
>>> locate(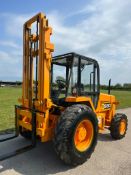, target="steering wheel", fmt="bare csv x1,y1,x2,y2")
56,79,66,89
